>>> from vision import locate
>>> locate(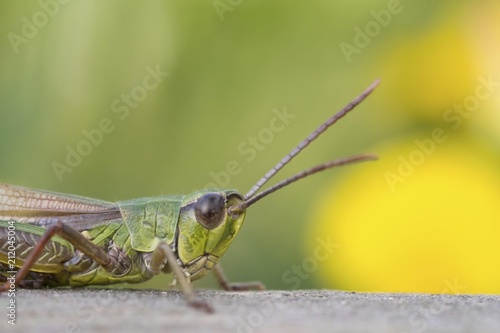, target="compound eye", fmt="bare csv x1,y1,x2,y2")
194,193,226,229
